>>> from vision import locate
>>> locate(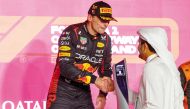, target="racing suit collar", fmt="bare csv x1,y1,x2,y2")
83,21,101,40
